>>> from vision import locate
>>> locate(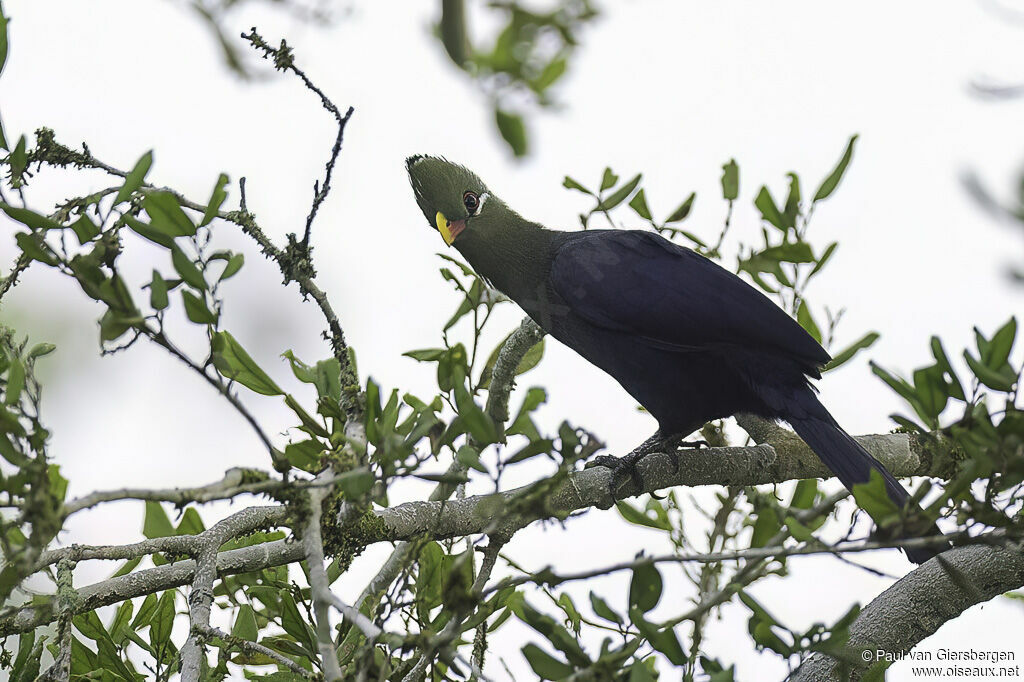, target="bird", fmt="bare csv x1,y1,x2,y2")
406,154,944,564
